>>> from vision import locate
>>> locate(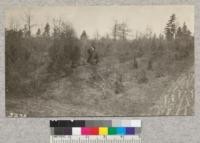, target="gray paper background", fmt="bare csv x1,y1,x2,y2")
0,0,199,143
